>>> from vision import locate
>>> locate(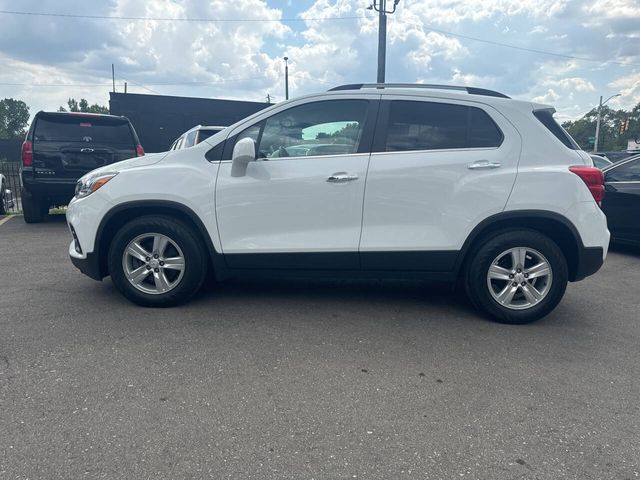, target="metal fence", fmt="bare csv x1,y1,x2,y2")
0,161,22,214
